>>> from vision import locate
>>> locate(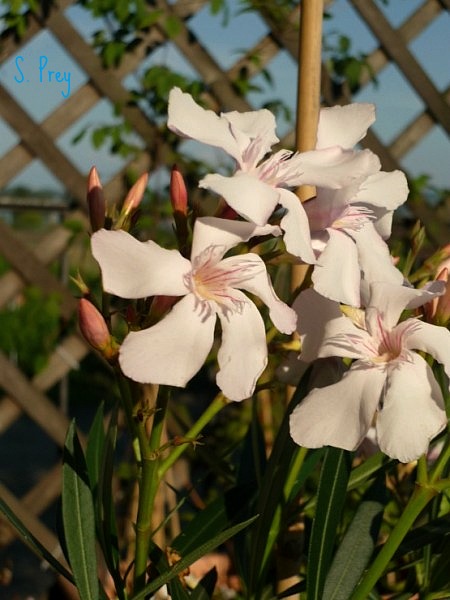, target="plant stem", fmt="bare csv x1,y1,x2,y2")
349,484,438,600
429,436,450,483
115,369,141,463
157,392,228,478
133,388,168,593
284,446,308,500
